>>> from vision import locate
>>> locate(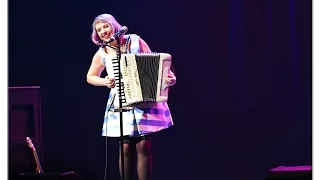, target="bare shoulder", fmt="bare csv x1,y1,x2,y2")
87,48,105,77
93,48,101,59
138,36,151,53
92,48,104,66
